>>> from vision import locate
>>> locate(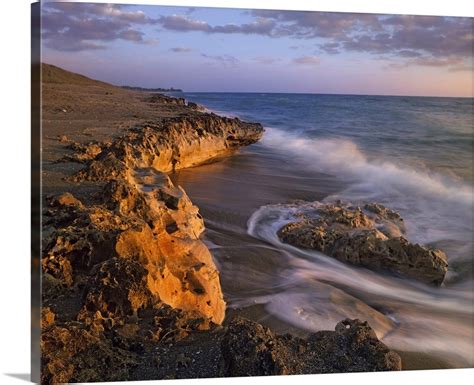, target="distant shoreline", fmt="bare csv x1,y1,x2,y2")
121,85,183,92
